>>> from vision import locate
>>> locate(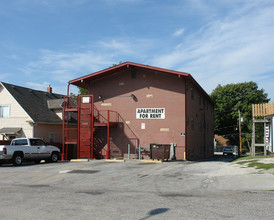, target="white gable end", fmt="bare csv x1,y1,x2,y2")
0,83,33,138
